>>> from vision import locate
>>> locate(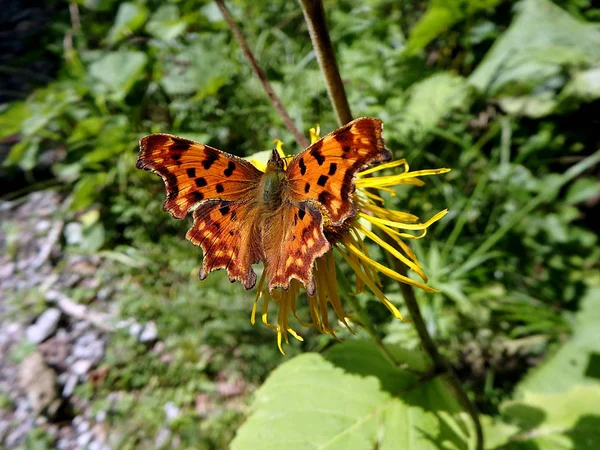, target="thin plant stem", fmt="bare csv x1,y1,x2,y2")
216,0,309,149
298,0,352,125
300,2,484,449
